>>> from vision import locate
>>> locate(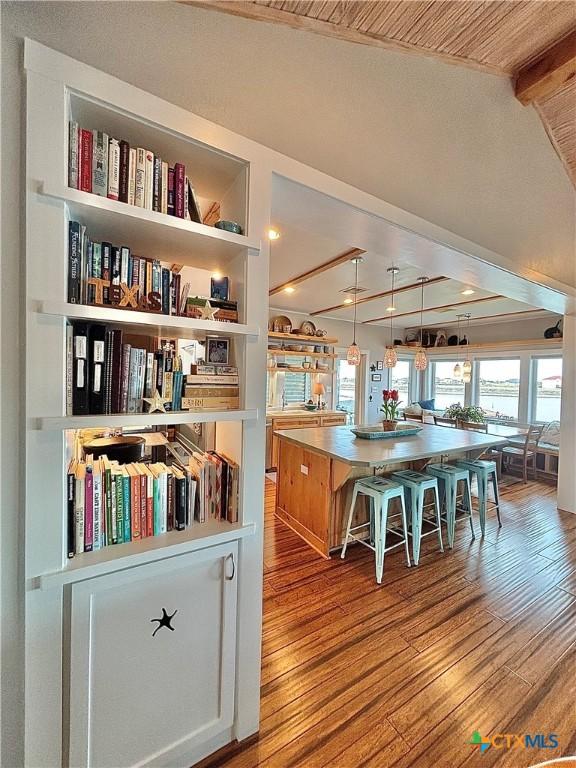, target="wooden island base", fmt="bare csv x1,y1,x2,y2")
274,425,508,558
